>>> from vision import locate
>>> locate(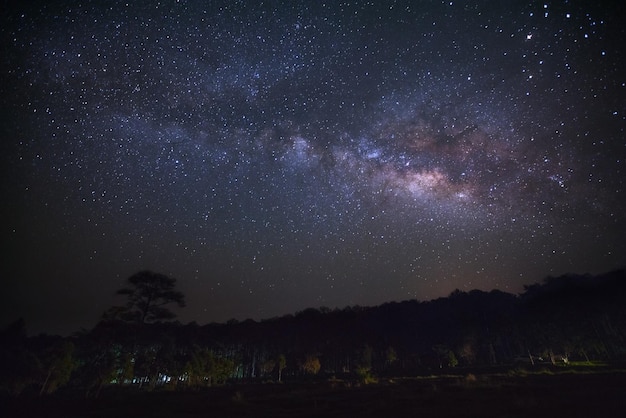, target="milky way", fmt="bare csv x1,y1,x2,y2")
1,0,625,335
